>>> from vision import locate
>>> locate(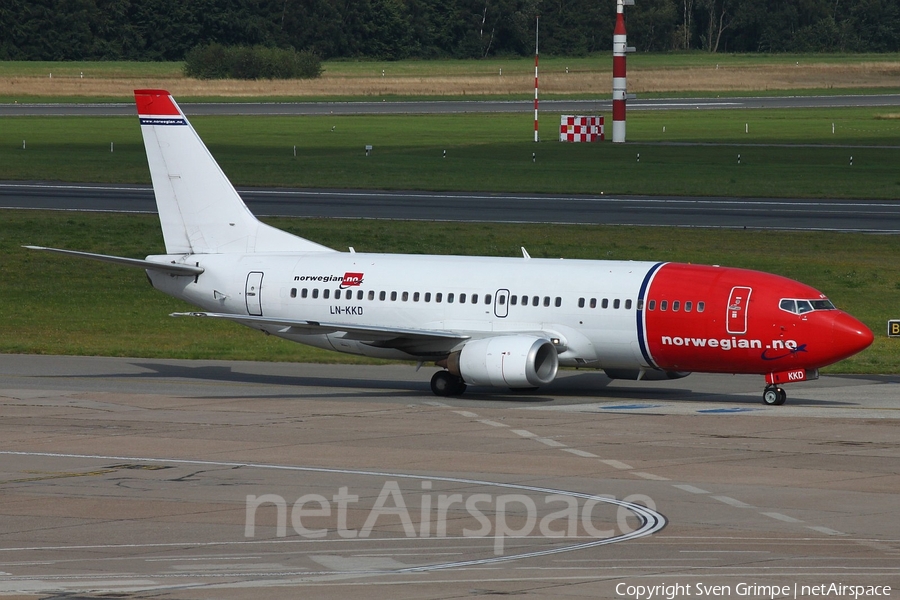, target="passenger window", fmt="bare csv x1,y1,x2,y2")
302,288,309,299
555,297,562,307
425,292,431,302
448,293,454,303
578,298,585,308
648,300,655,310
532,296,540,307
379,291,386,301
510,295,517,306
357,290,363,300
601,298,609,309
390,291,397,301
323,289,330,299
485,294,491,304
313,289,319,299
367,290,375,301
335,290,342,300
543,297,550,307
521,295,528,305
684,301,692,312
459,293,466,303
660,300,668,311
402,291,409,301
413,292,420,302
672,301,679,312
436,293,443,303
590,298,597,308
499,295,507,305
472,294,478,304
614,299,621,309
697,301,705,313
637,299,644,310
